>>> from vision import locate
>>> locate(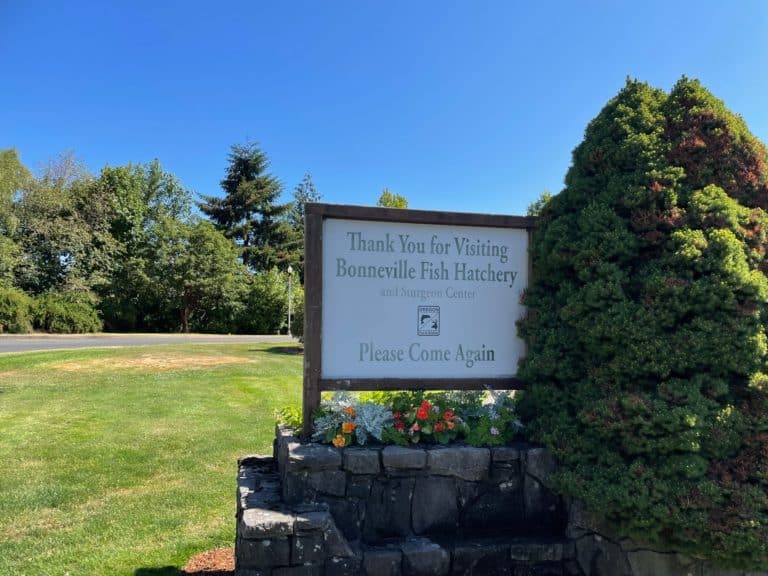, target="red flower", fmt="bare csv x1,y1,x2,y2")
435,422,445,432
447,421,455,430
443,410,454,420
395,420,405,430
421,400,431,411
411,422,420,432
393,412,402,419
416,407,429,420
